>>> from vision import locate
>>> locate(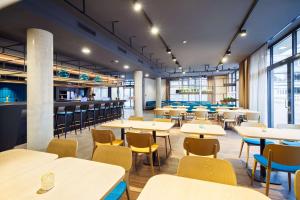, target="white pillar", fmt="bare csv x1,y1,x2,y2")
156,77,162,108
27,28,53,150
134,71,143,117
